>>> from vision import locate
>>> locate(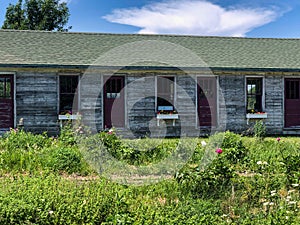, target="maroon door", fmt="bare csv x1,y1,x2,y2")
0,75,14,129
104,76,125,128
197,77,217,127
285,79,300,127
